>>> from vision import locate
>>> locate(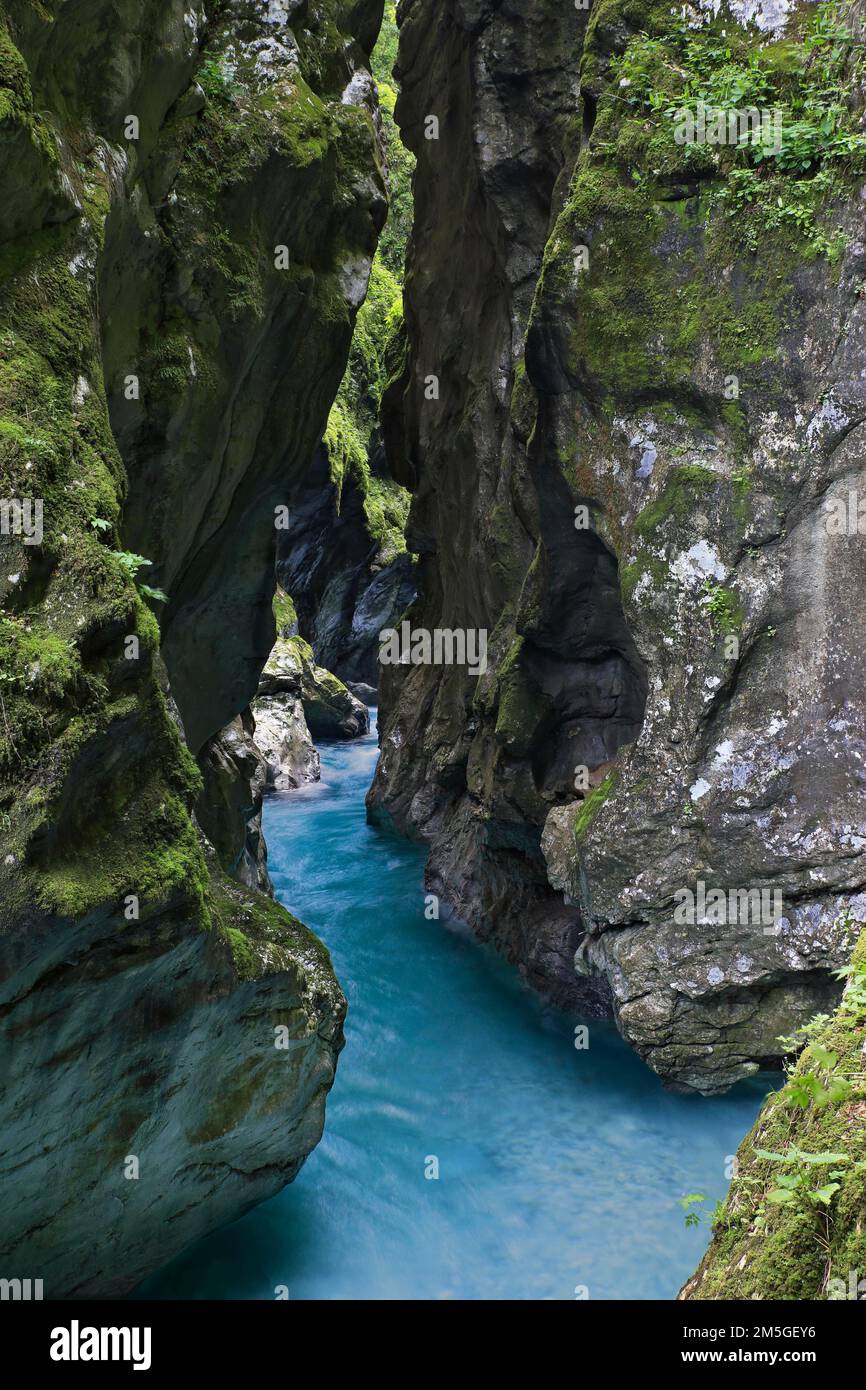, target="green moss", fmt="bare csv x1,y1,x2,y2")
543,165,788,399
225,926,256,981
322,252,410,555
209,856,340,991
363,473,410,562
372,3,415,279
620,551,670,603
702,579,742,635
633,465,717,537
574,771,618,838
272,586,298,637
687,926,866,1299
311,3,413,559
538,1,865,406
510,357,537,442
493,639,549,754
323,395,368,507
605,1,866,207
143,330,216,398
0,108,216,933
0,22,57,165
